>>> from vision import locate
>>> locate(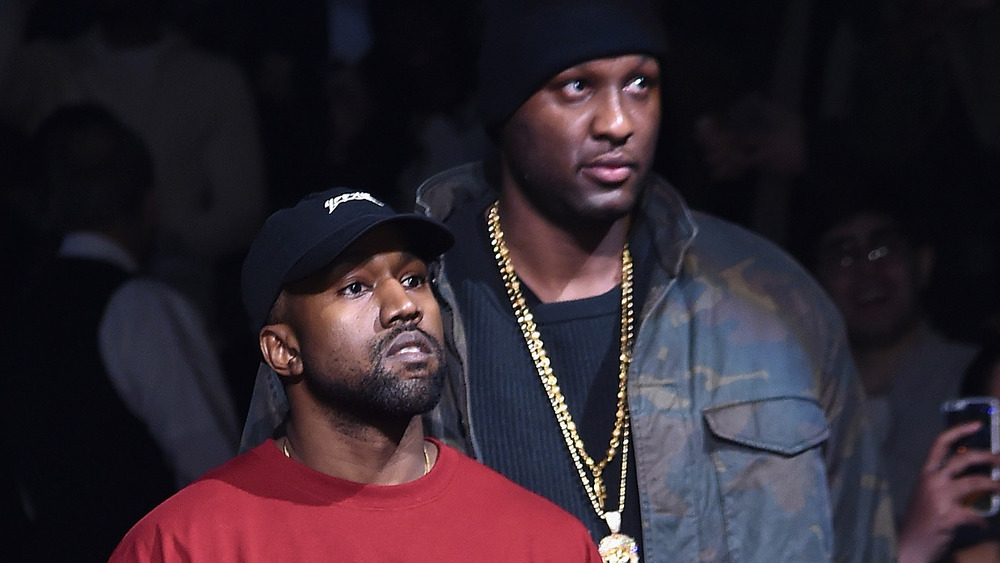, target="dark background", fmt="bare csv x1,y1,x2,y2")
4,0,1000,380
